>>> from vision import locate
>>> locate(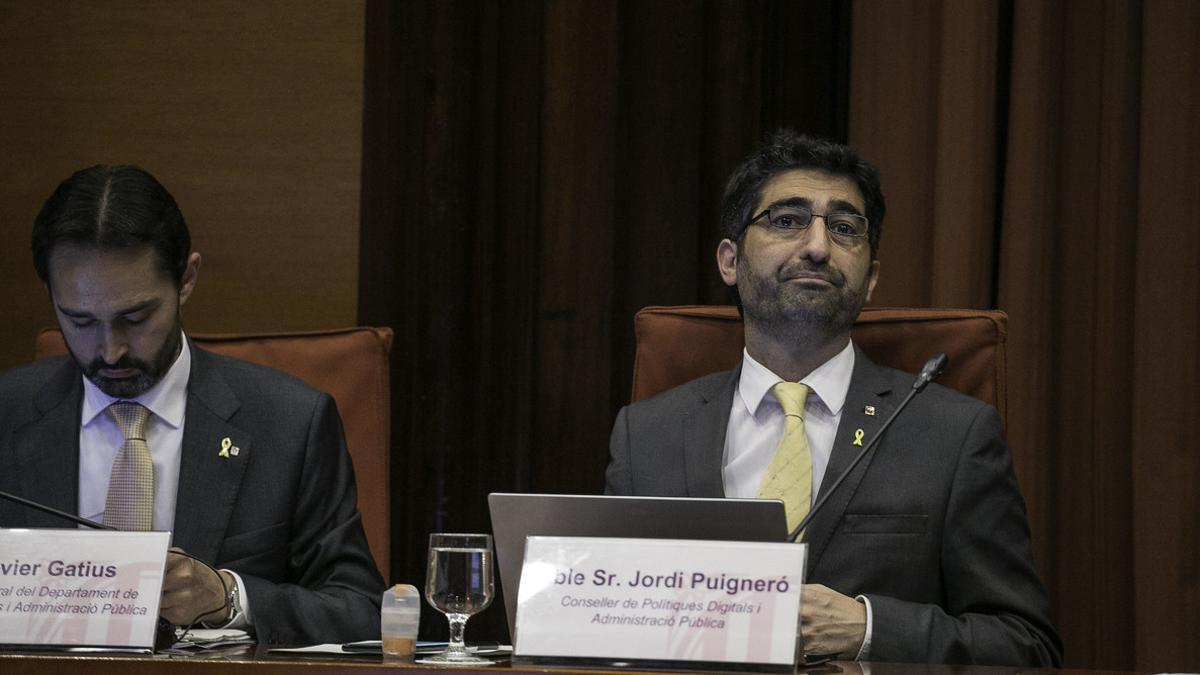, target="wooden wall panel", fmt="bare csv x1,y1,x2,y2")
0,2,363,370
